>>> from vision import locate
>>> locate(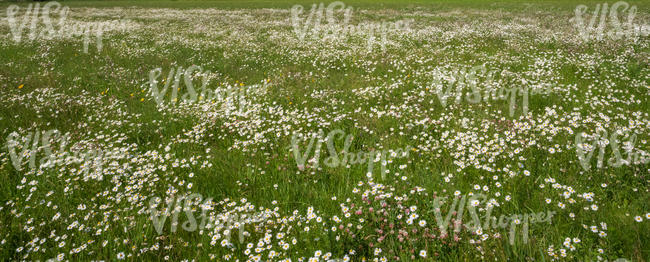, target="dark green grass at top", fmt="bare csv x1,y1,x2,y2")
1,0,650,13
